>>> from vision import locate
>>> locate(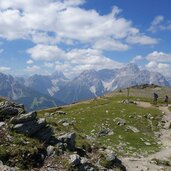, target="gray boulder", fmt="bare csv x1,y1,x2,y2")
0,100,25,120
0,107,19,120
34,126,53,142
0,101,14,109
12,118,46,136
69,154,81,166
10,111,37,124
55,111,66,115
0,122,5,128
58,132,76,151
104,149,116,162
47,145,55,156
